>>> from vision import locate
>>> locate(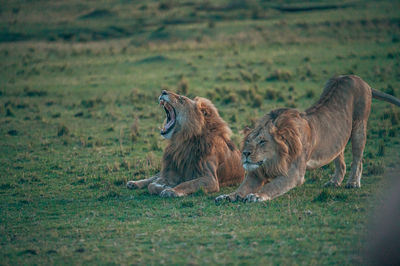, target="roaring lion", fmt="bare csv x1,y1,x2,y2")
127,90,245,197
216,75,400,203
